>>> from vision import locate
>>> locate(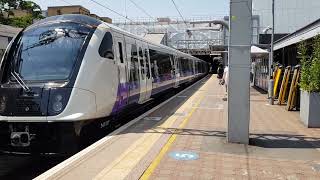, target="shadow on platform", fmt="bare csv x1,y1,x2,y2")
250,133,320,149
142,126,320,149
250,86,268,95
